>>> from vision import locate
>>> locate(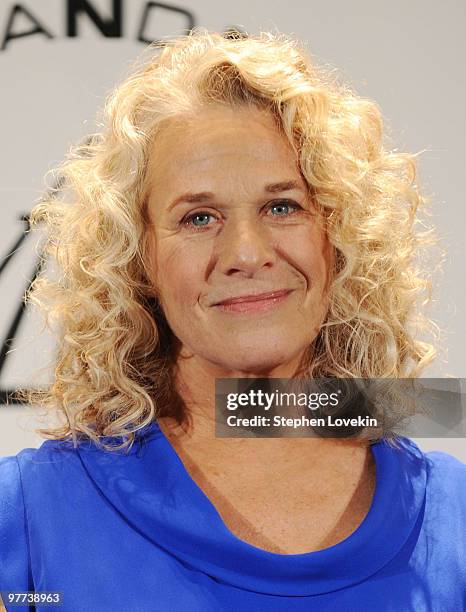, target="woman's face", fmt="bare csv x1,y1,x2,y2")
146,105,333,375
